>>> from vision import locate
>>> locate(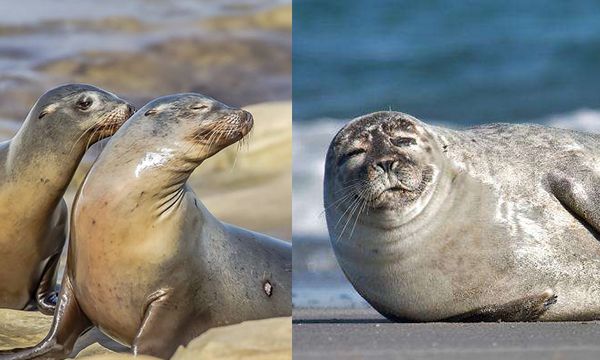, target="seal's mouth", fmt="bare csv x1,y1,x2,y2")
90,103,135,141
194,109,254,148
